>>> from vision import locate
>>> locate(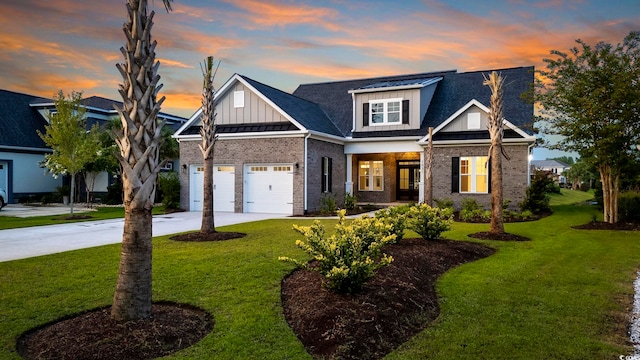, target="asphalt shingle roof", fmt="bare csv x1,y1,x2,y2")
238,75,342,136
293,66,534,137
0,90,50,149
292,70,455,136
